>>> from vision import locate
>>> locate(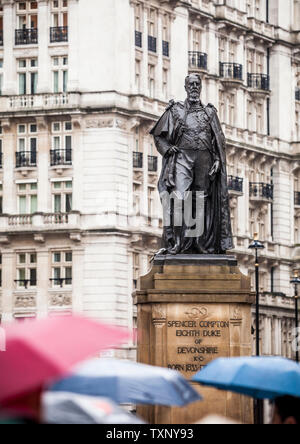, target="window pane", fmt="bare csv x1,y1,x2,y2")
65,181,72,189
30,183,37,191
30,195,37,214
54,252,61,263
54,136,60,149
65,252,72,262
66,193,72,212
54,267,61,279
19,196,27,214
54,182,61,189
19,138,25,151
63,70,68,93
54,194,61,213
30,268,37,285
53,71,59,93
53,122,60,132
30,124,37,133
18,124,26,133
30,253,37,263
65,267,72,283
65,135,72,150
65,122,72,131
19,74,26,95
19,254,26,264
31,72,38,94
18,268,26,283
